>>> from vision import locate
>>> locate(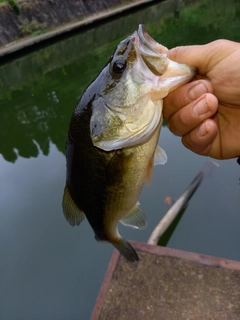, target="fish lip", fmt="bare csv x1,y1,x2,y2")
137,24,168,55
137,24,159,55
135,24,169,76
136,24,197,82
